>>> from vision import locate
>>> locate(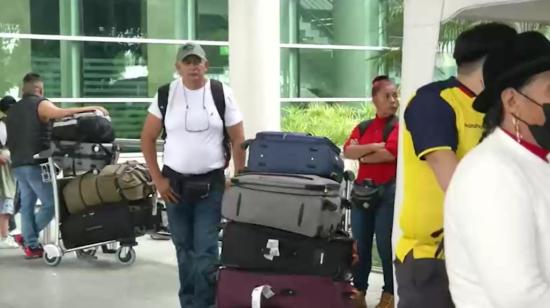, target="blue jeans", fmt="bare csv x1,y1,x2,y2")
13,165,55,248
351,181,395,294
166,188,223,308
